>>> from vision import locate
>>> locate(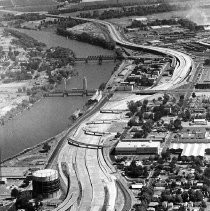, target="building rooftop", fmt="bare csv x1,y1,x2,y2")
170,142,210,156
116,141,160,149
